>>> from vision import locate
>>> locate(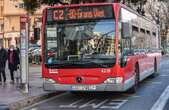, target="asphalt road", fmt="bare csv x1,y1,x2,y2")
164,100,169,110
23,56,169,110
